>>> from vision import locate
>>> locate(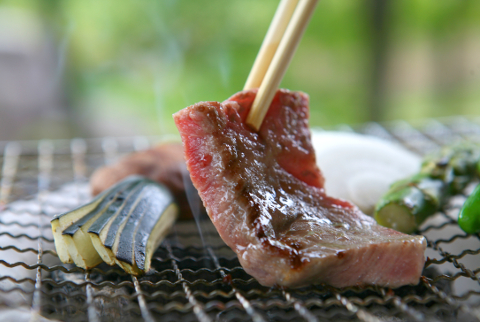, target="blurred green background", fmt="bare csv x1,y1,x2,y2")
0,0,479,140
